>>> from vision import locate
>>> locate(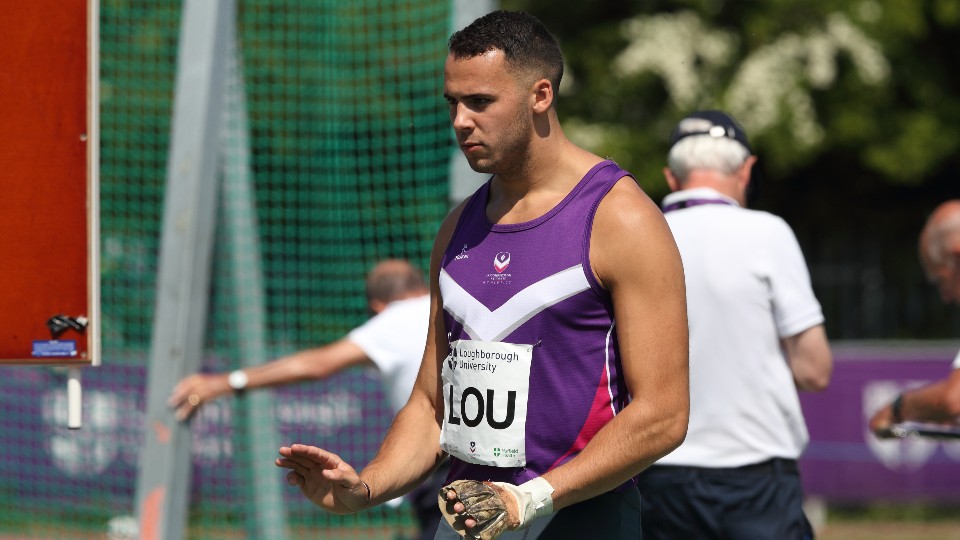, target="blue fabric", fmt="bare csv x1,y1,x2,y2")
637,461,814,540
